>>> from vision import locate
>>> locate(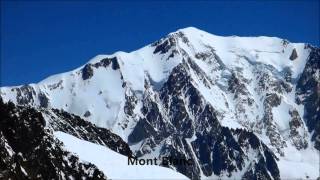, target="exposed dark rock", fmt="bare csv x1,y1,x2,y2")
289,109,308,149
92,57,120,70
195,52,211,60
228,72,248,96
161,136,201,180
263,93,286,154
282,39,289,47
234,129,280,180
176,31,189,44
152,32,188,55
94,58,111,68
82,64,94,80
153,36,177,54
282,67,292,83
124,94,136,116
0,99,107,179
38,92,49,108
265,93,281,107
47,80,63,90
296,46,320,150
195,45,225,71
111,57,120,70
187,58,213,88
289,48,298,60
46,108,132,157
83,110,91,117
14,85,36,105
129,118,157,144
